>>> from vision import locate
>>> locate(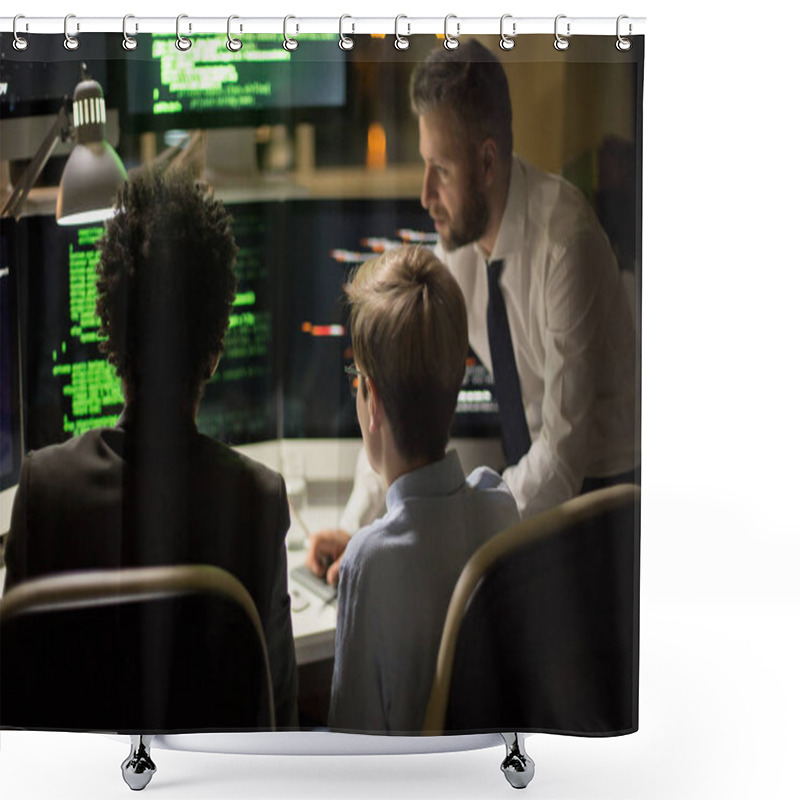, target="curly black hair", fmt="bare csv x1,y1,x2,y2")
96,168,237,411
